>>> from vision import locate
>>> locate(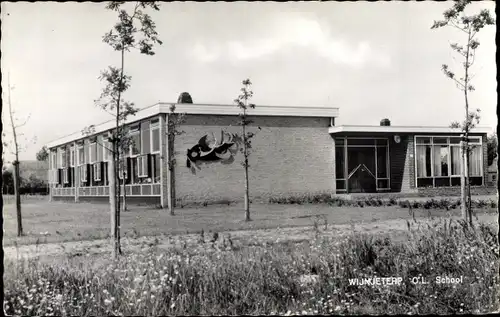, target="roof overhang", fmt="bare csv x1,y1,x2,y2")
328,125,492,135
47,103,339,149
